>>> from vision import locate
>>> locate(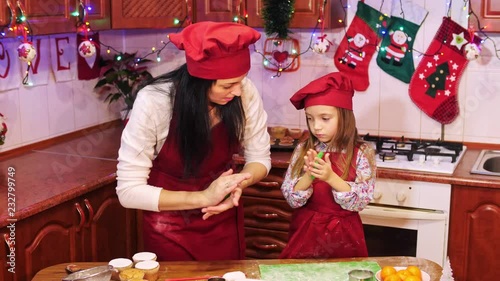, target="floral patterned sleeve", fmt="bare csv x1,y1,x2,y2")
333,148,375,212
281,143,313,208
